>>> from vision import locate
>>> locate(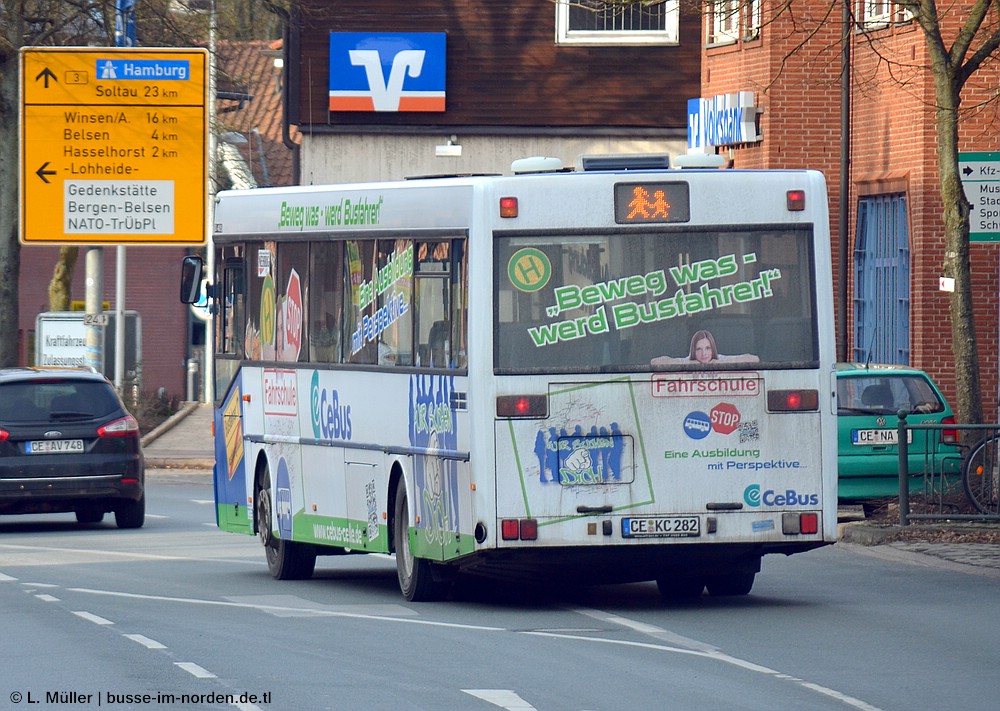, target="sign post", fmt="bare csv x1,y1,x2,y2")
19,47,208,246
